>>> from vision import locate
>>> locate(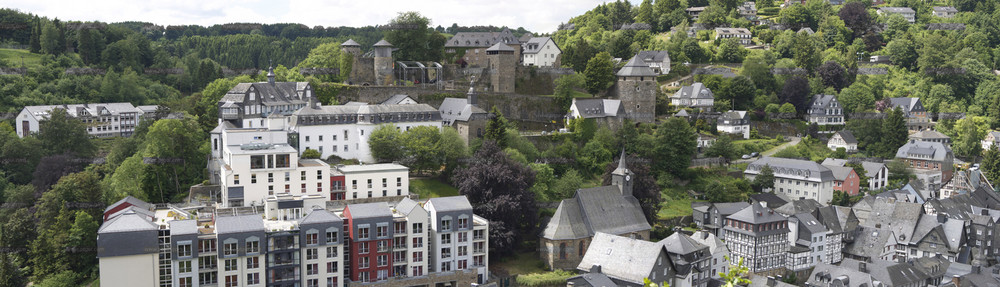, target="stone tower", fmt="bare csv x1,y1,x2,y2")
610,149,633,197
340,39,362,83
340,39,362,56
486,43,516,93
616,56,658,123
373,39,394,85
